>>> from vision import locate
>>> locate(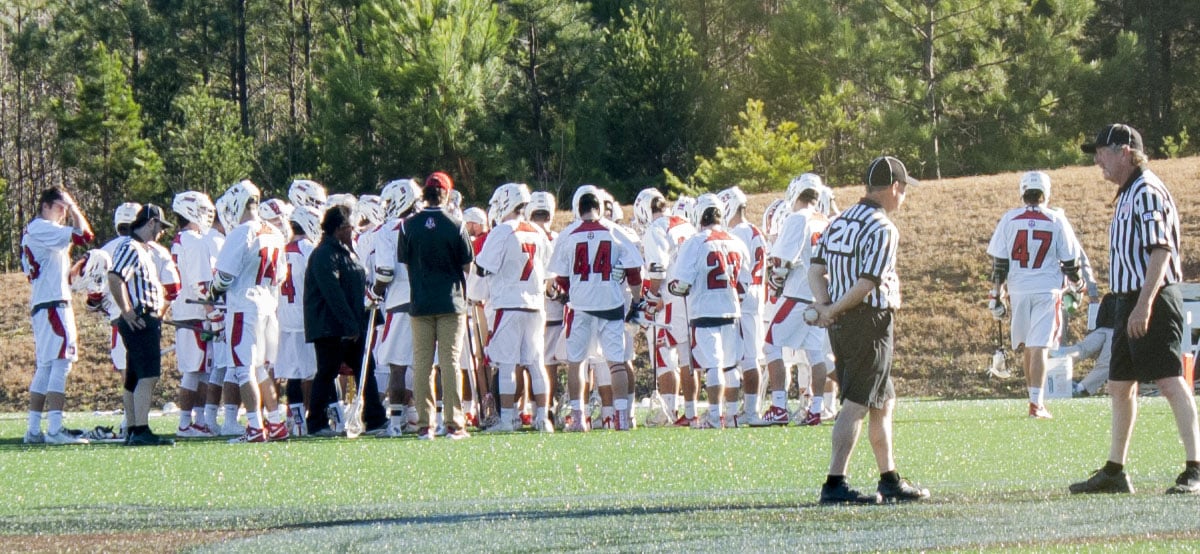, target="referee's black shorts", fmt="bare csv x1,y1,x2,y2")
117,309,163,390
1110,284,1184,382
828,304,895,409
